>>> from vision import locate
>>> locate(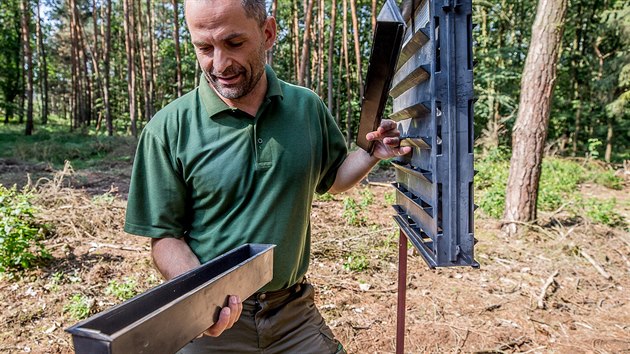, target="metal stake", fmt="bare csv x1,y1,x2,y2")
396,230,408,354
